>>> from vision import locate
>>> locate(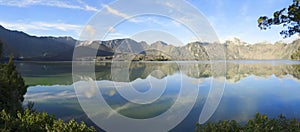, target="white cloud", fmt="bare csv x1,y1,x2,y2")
84,5,99,12
81,25,97,40
102,4,131,19
77,0,99,12
101,4,140,23
108,26,116,33
0,0,40,7
132,16,183,28
0,0,99,12
83,25,96,35
33,22,82,31
165,1,175,8
171,20,182,27
104,32,129,40
0,21,82,33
